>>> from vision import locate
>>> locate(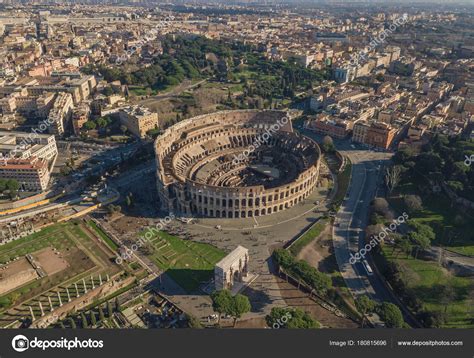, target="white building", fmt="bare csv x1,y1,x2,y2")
214,246,249,291
47,92,73,135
